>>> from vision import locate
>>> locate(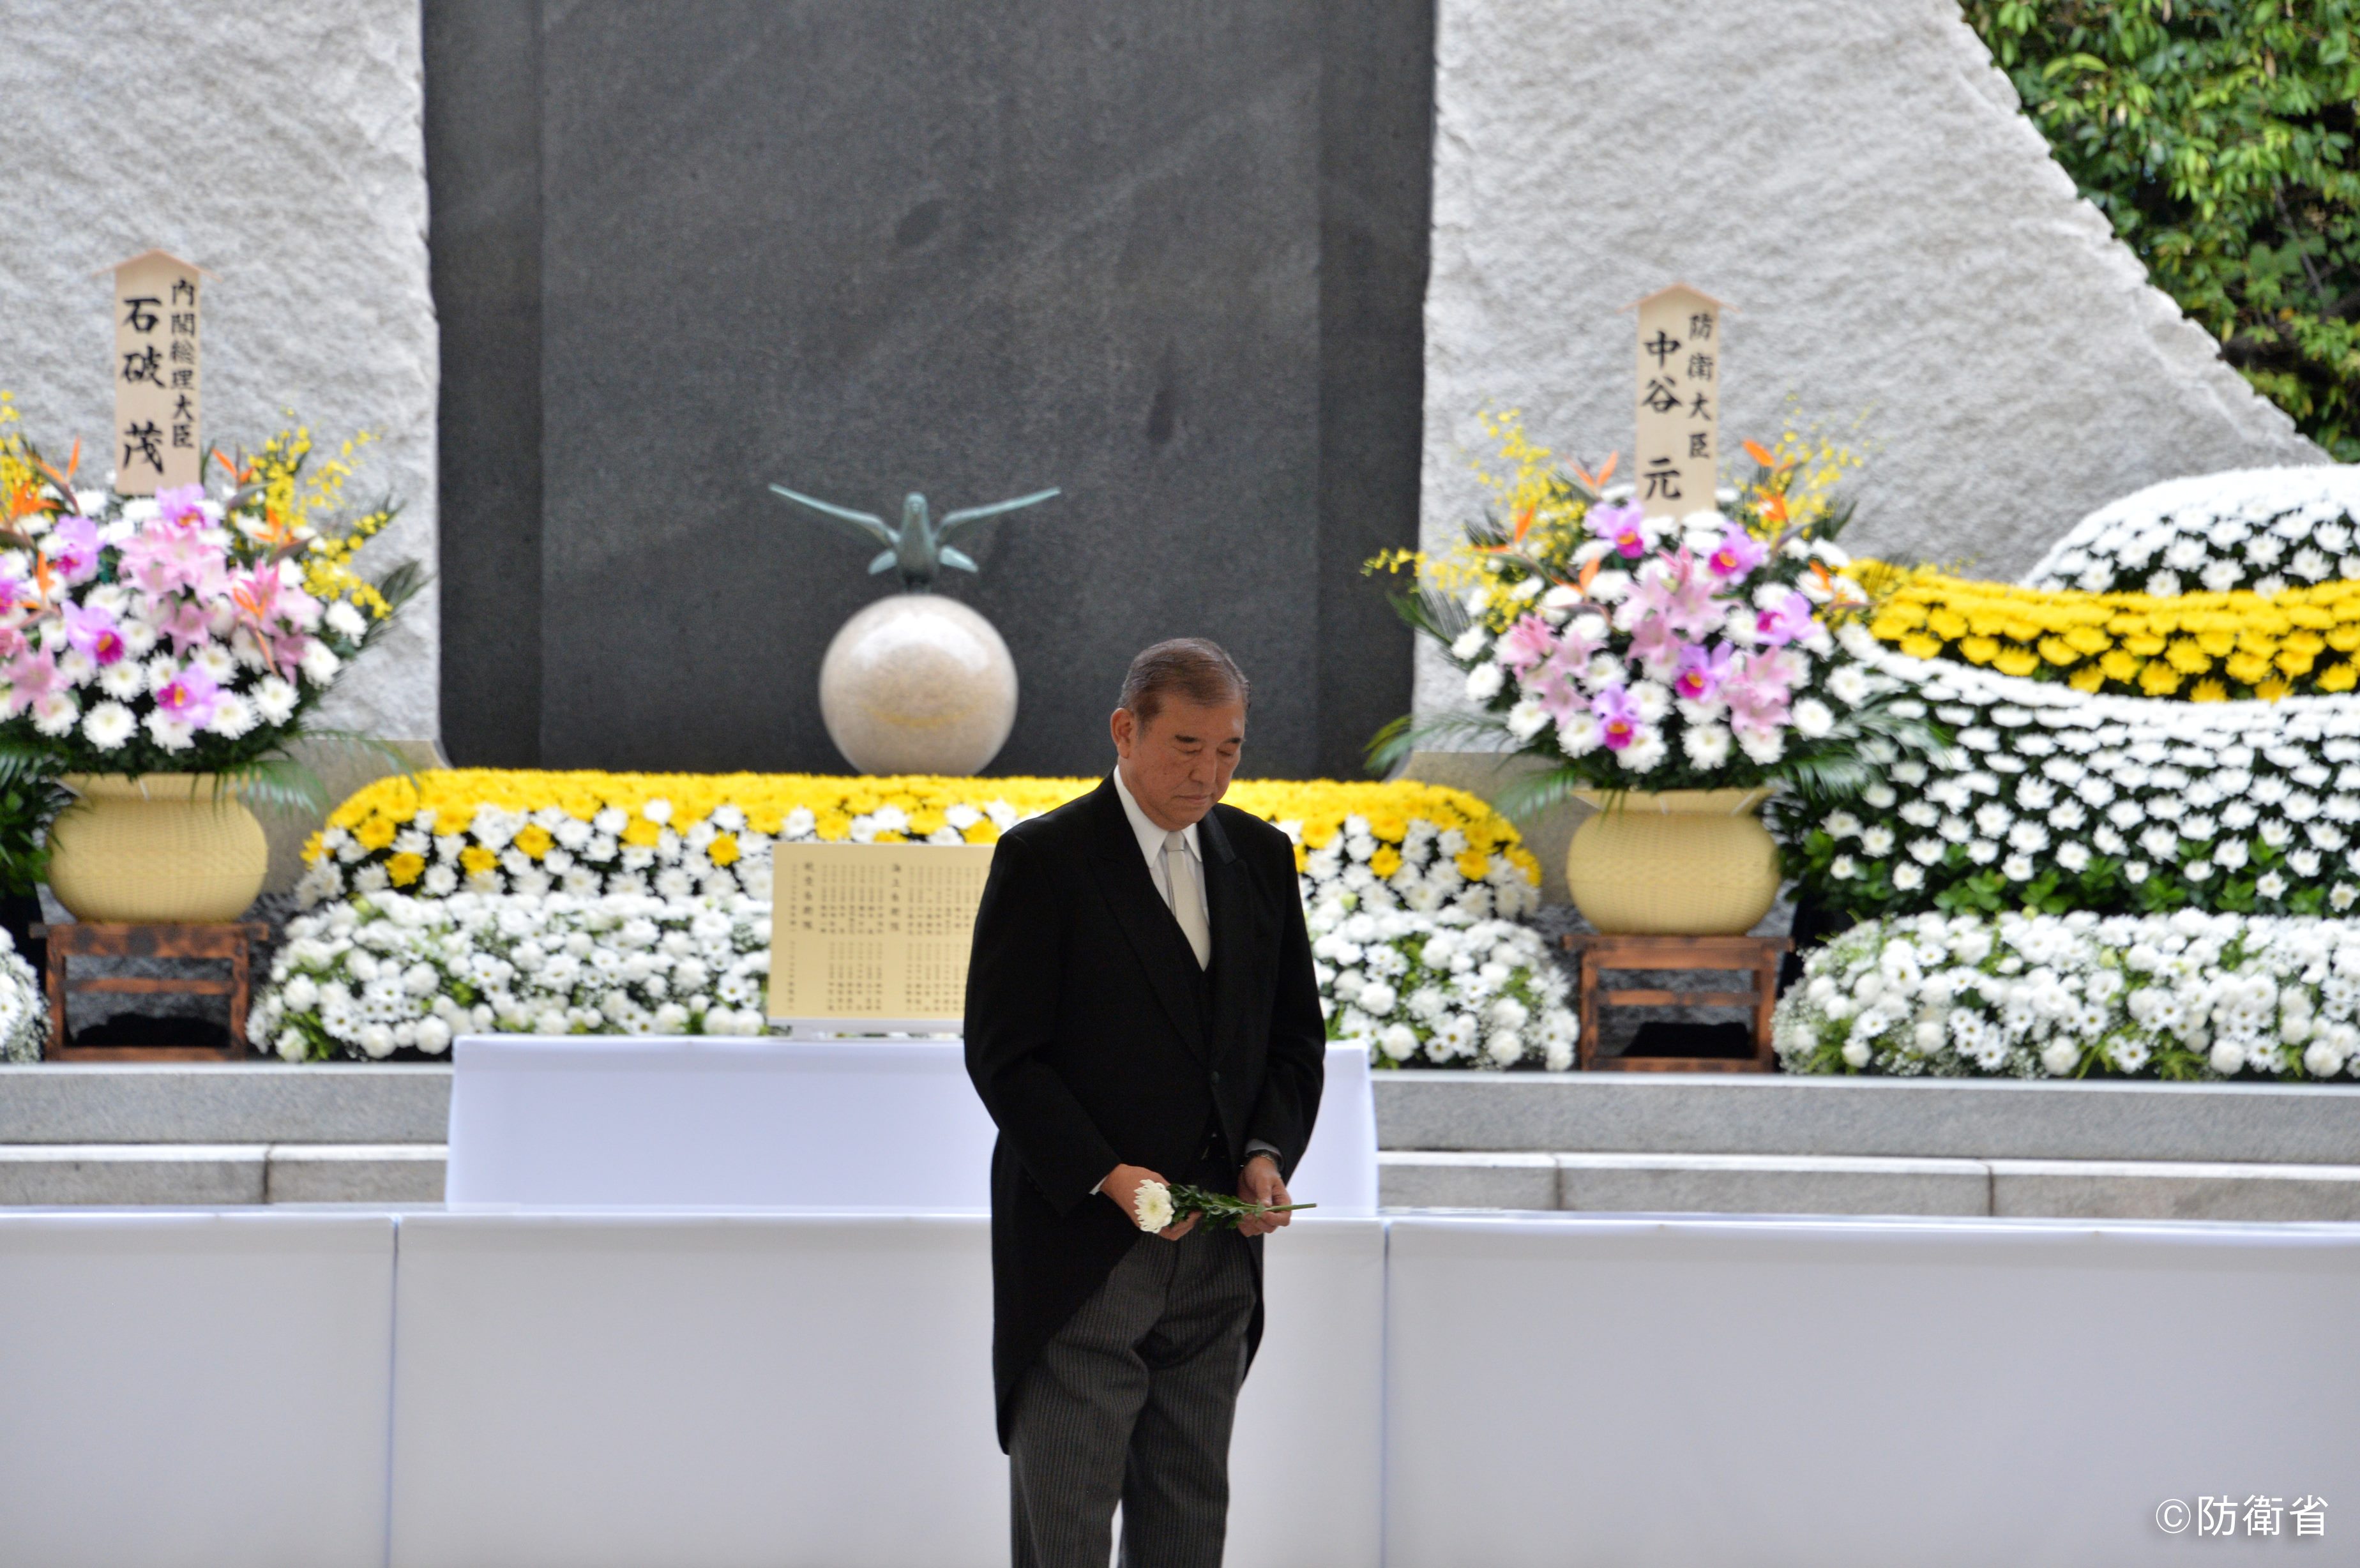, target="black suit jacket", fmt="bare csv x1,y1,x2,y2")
964,778,1326,1449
